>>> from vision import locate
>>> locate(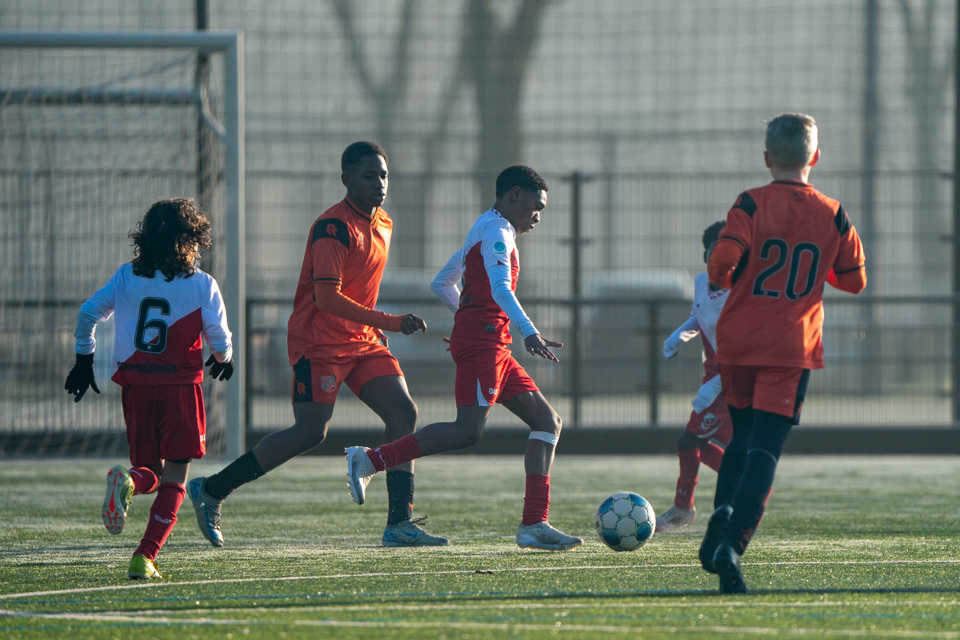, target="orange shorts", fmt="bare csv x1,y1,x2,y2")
291,344,403,404
719,364,811,424
122,384,206,467
450,337,539,407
